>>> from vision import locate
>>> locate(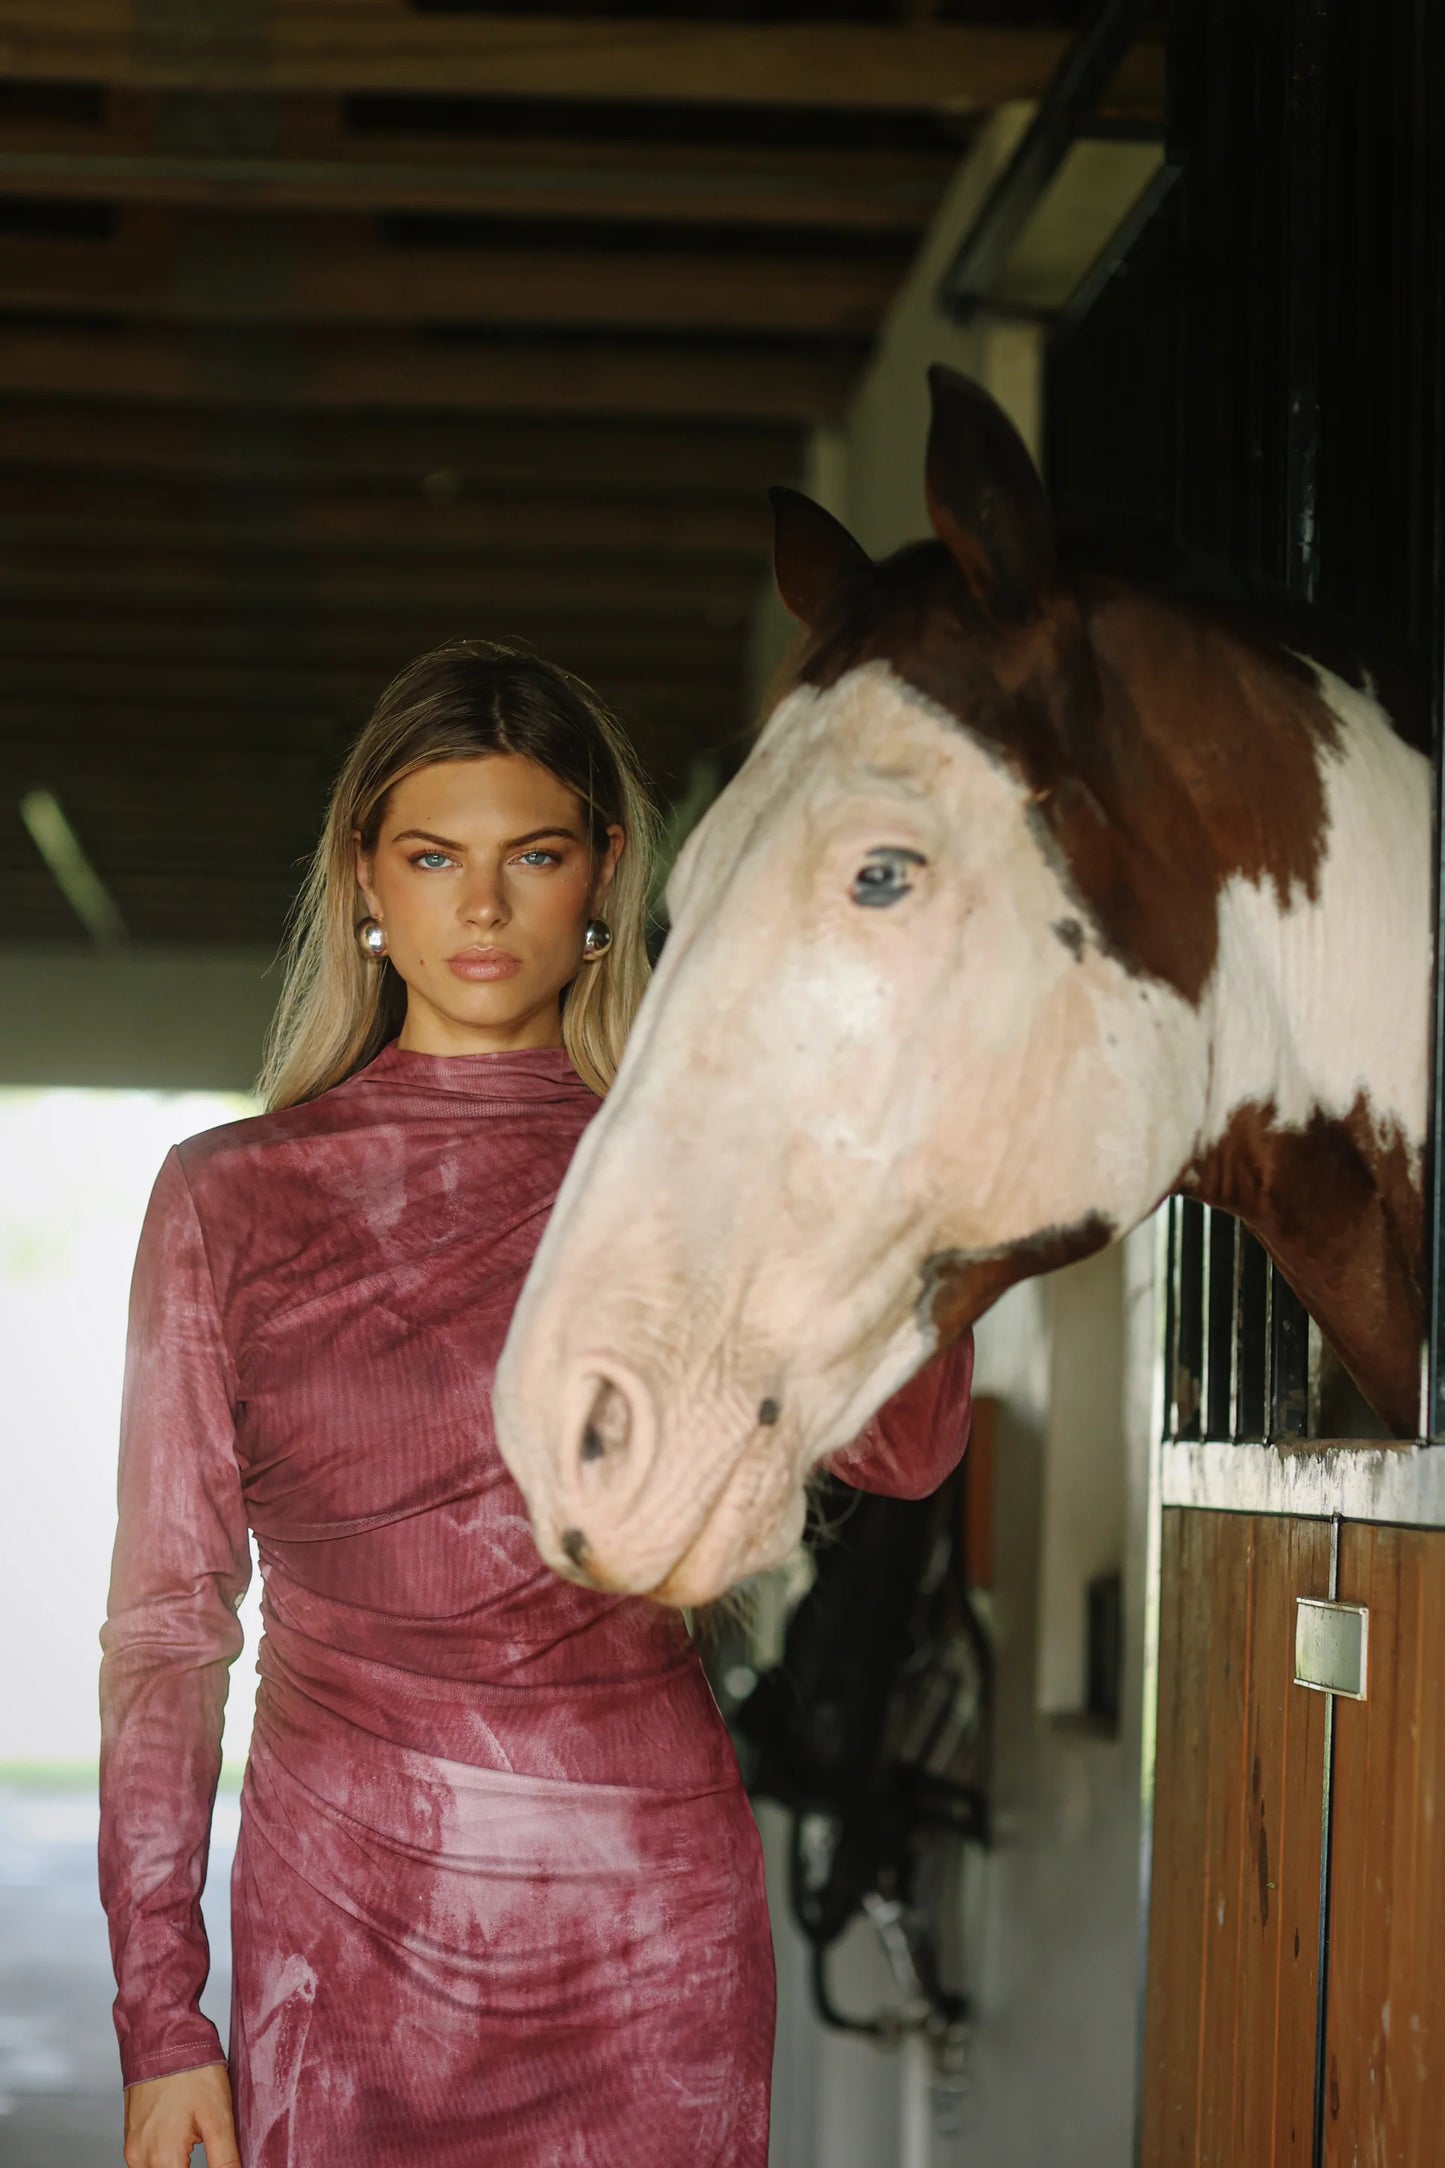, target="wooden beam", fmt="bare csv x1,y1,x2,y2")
0,10,1165,114
0,213,902,335
0,691,742,765
0,405,803,498
0,657,743,724
0,327,858,420
0,94,956,233
0,696,734,796
0,148,946,234
0,606,746,679
0,475,773,557
0,546,762,622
